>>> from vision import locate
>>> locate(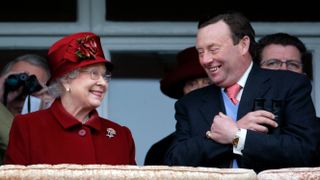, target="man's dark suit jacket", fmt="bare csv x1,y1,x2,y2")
164,63,320,173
